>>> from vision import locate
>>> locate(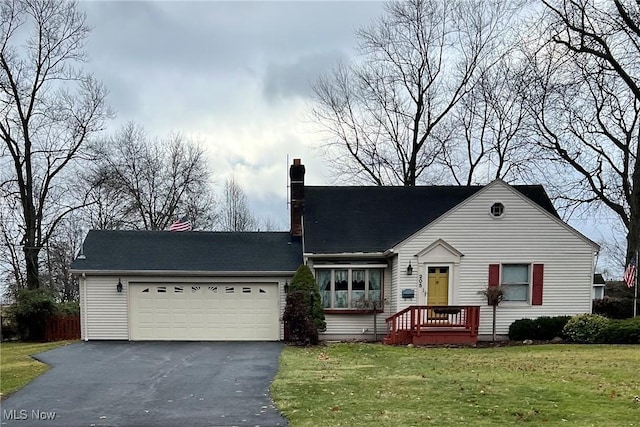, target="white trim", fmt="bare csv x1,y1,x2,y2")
313,264,388,269
500,262,532,304
415,238,464,259
125,278,131,341
71,269,296,277
81,275,88,341
420,263,454,306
